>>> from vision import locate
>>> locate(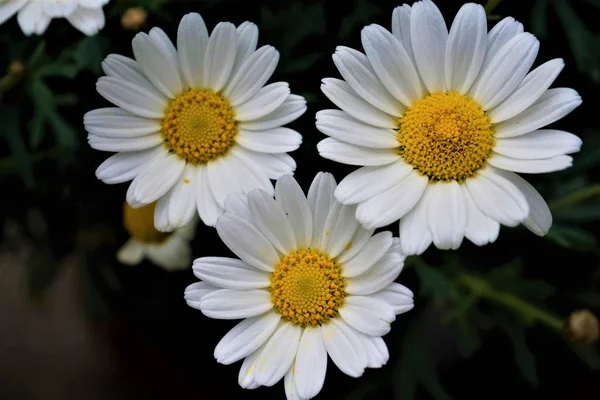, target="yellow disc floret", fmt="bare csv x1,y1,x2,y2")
398,92,494,181
162,88,238,165
123,202,171,244
270,249,346,327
